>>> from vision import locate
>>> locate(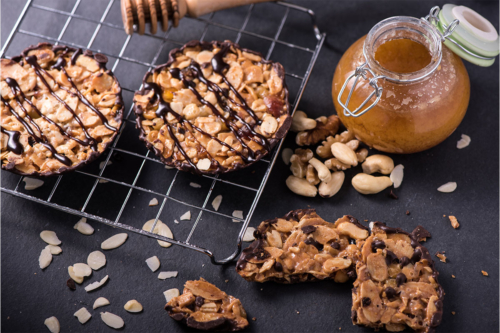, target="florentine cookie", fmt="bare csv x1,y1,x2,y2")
133,40,291,175
236,209,369,283
351,222,443,332
1,43,123,175
165,278,249,331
